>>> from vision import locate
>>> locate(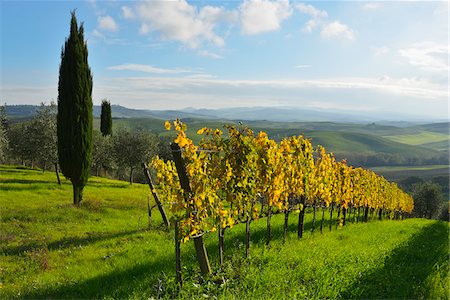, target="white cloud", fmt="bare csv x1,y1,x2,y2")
373,46,389,56
296,3,327,18
198,50,224,59
133,0,236,48
98,15,118,32
84,75,447,120
121,6,135,19
320,21,355,40
91,29,105,39
295,64,311,69
240,0,292,35
363,3,381,10
296,3,327,32
108,64,194,74
296,3,355,41
398,42,448,72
